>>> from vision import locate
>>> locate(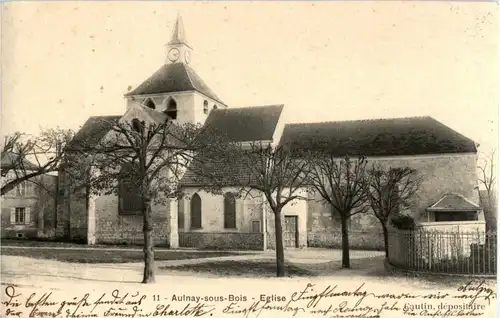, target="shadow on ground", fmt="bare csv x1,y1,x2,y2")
0,247,238,263
162,256,496,289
